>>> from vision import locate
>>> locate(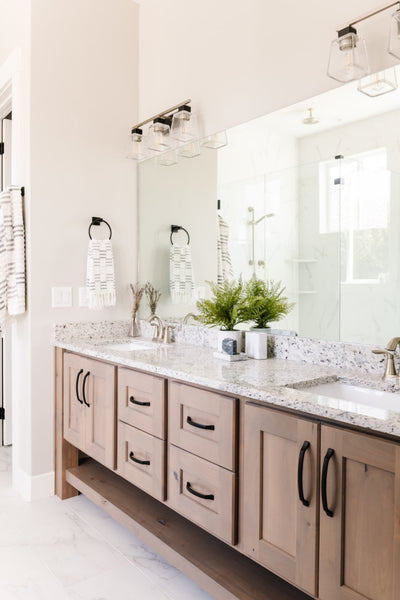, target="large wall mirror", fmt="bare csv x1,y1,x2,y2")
138,66,400,346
